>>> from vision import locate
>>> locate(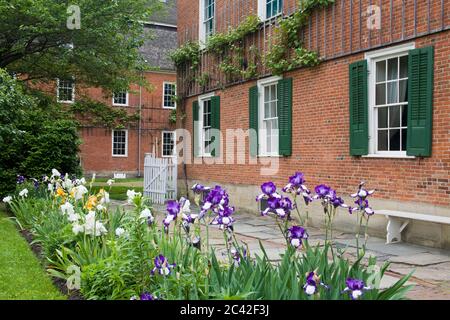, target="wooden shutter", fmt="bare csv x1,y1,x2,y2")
407,46,434,157
211,96,221,157
278,78,293,156
249,86,259,157
193,101,200,158
349,60,369,156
